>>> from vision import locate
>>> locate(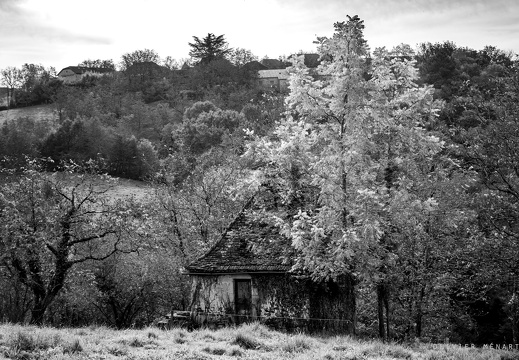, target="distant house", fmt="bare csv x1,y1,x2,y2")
257,69,290,92
245,54,323,92
57,66,113,84
186,186,356,333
